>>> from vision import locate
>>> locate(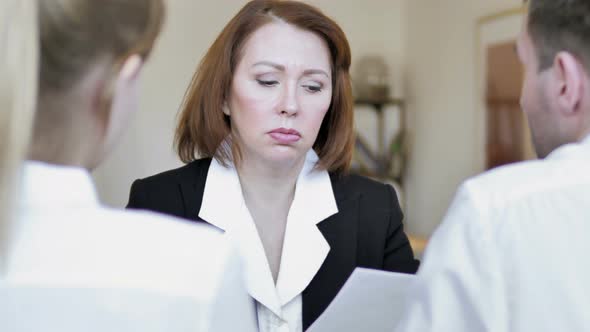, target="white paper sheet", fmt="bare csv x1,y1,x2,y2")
307,267,415,332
